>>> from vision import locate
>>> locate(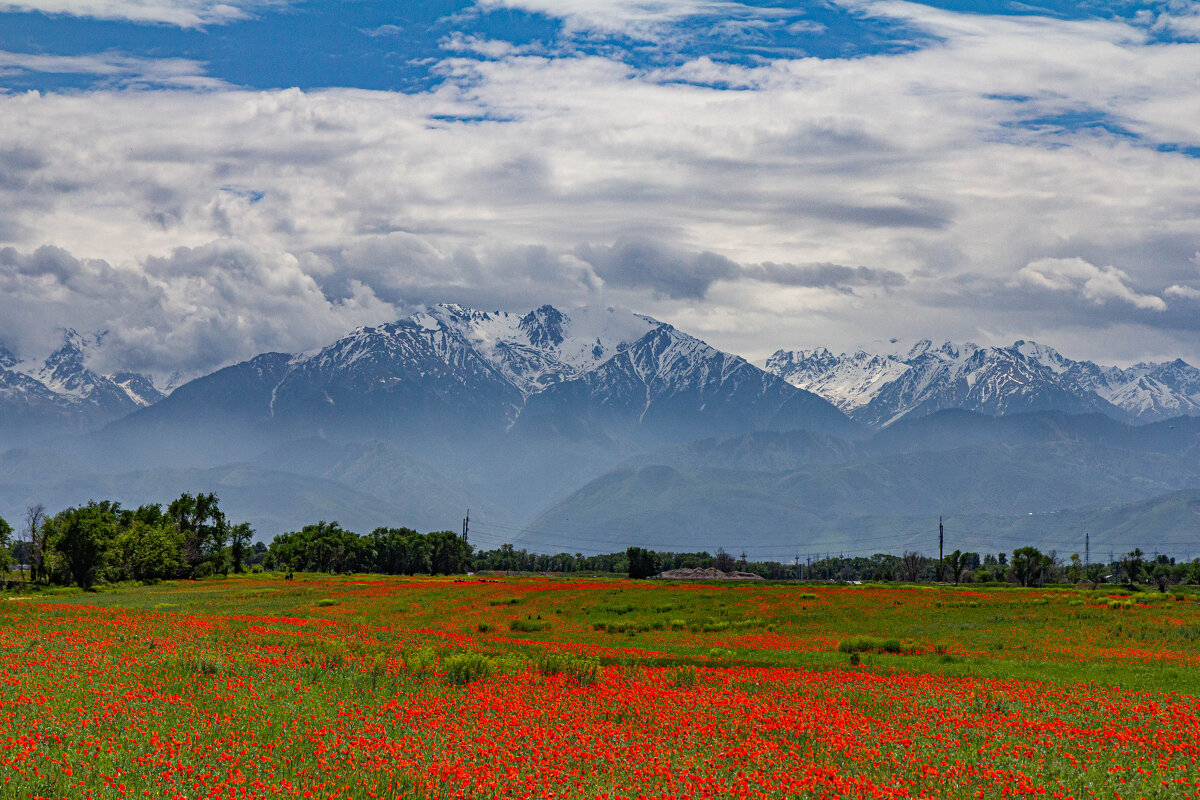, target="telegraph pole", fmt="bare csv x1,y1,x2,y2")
938,516,944,580
462,509,470,542
1085,532,1090,566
